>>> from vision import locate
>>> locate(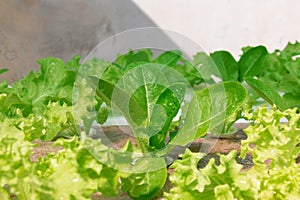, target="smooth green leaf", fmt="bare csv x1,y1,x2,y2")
170,81,248,146
97,63,186,150
245,77,287,110
121,157,167,200
192,52,216,81
210,51,239,81
115,49,153,67
282,93,300,110
239,46,268,81
279,59,300,96
154,50,182,66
